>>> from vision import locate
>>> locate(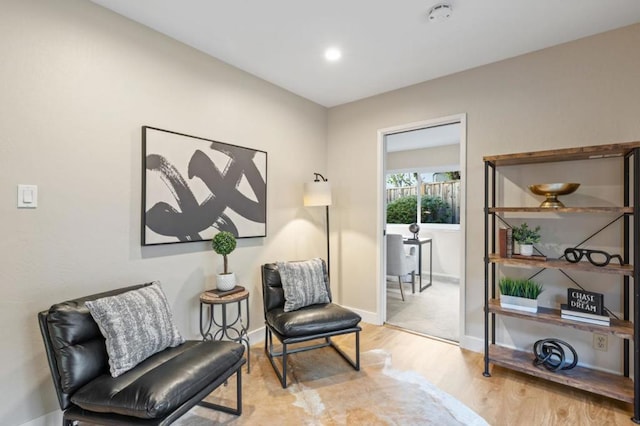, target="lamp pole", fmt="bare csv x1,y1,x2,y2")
305,173,332,279
325,202,330,280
